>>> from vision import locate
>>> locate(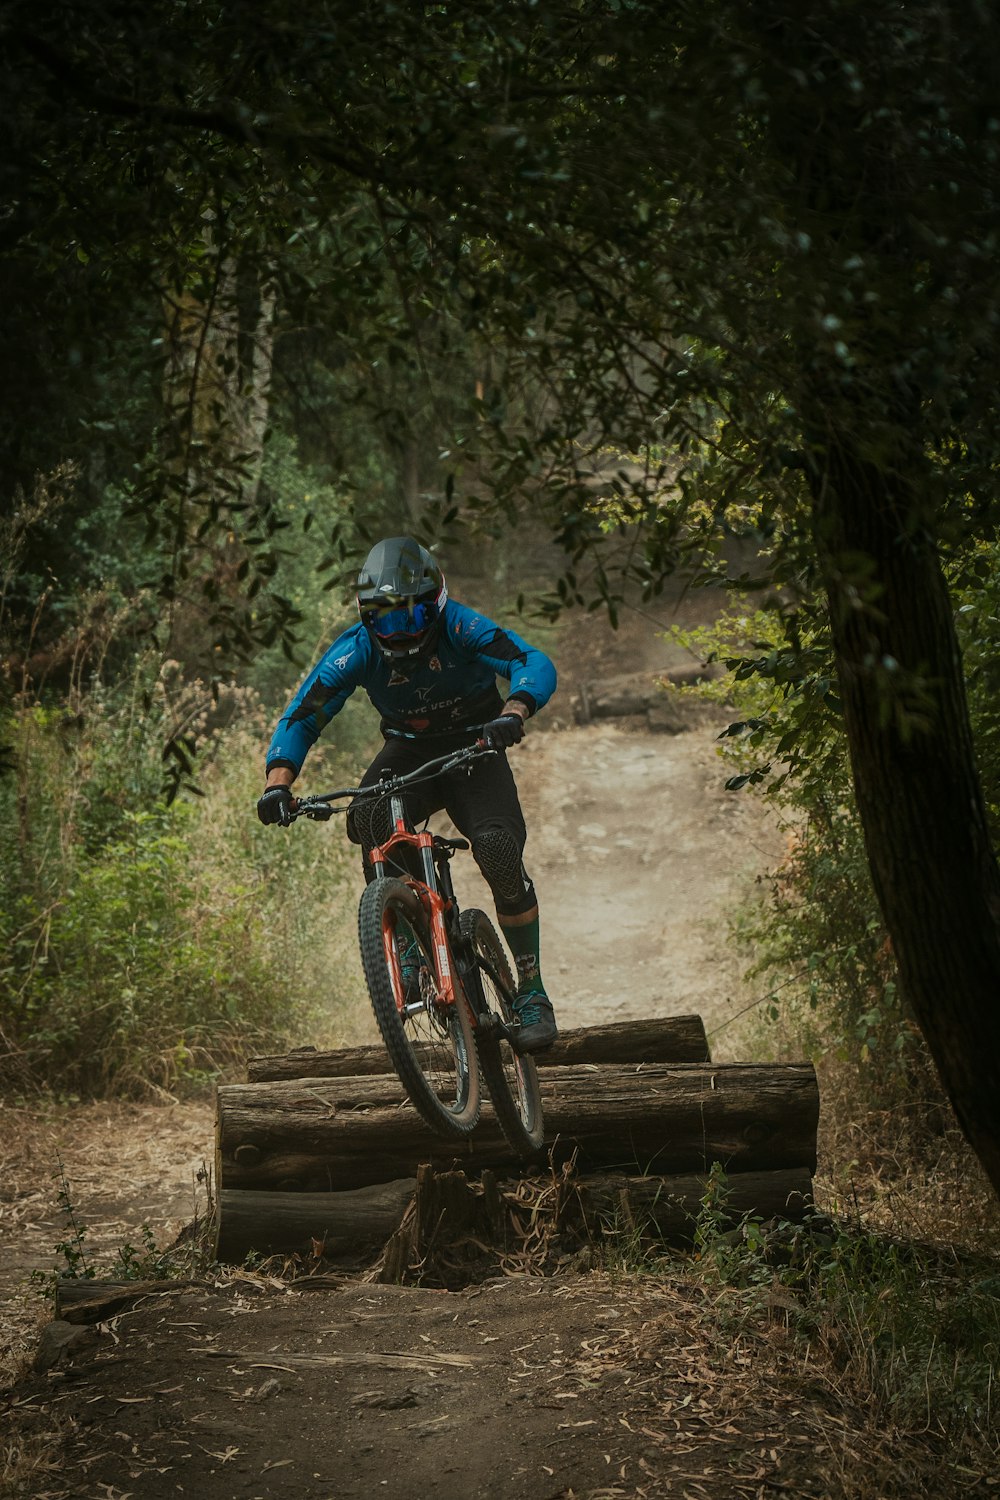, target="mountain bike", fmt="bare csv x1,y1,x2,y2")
289,743,545,1156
